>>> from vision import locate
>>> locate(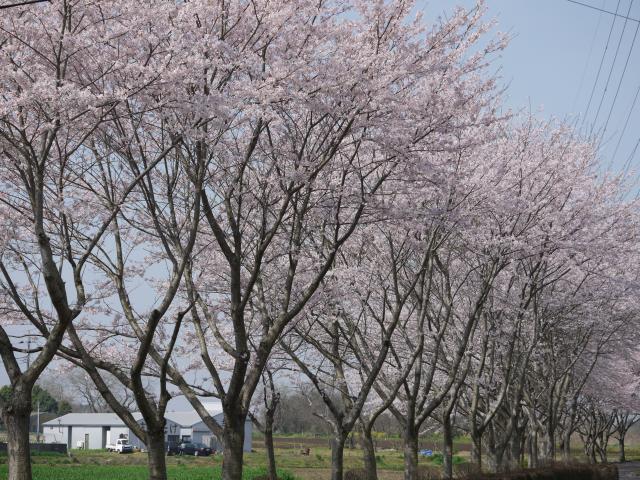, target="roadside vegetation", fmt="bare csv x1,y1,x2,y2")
1,433,638,480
